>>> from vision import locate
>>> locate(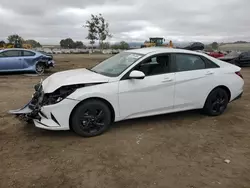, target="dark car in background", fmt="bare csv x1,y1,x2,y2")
218,51,250,66
182,42,205,51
